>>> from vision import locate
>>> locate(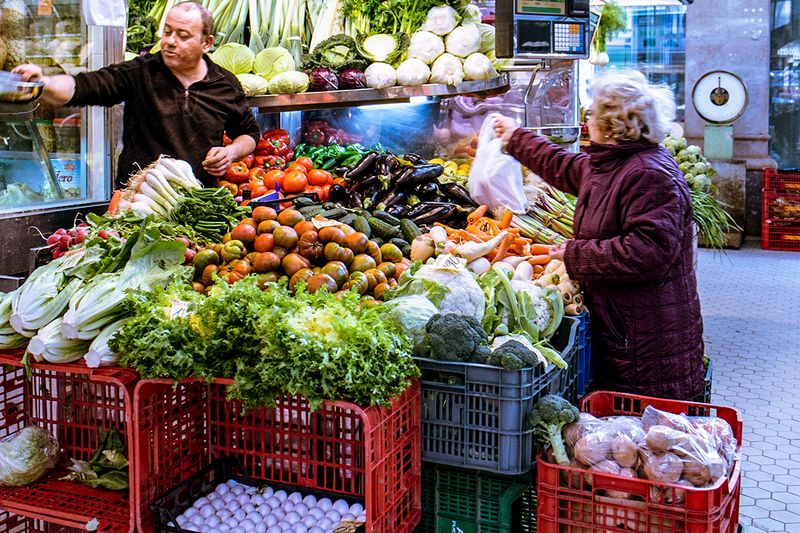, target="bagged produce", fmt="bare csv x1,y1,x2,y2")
468,114,527,213
0,426,59,487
